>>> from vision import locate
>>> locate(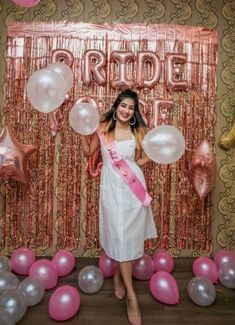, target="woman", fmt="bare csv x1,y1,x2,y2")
81,89,157,325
